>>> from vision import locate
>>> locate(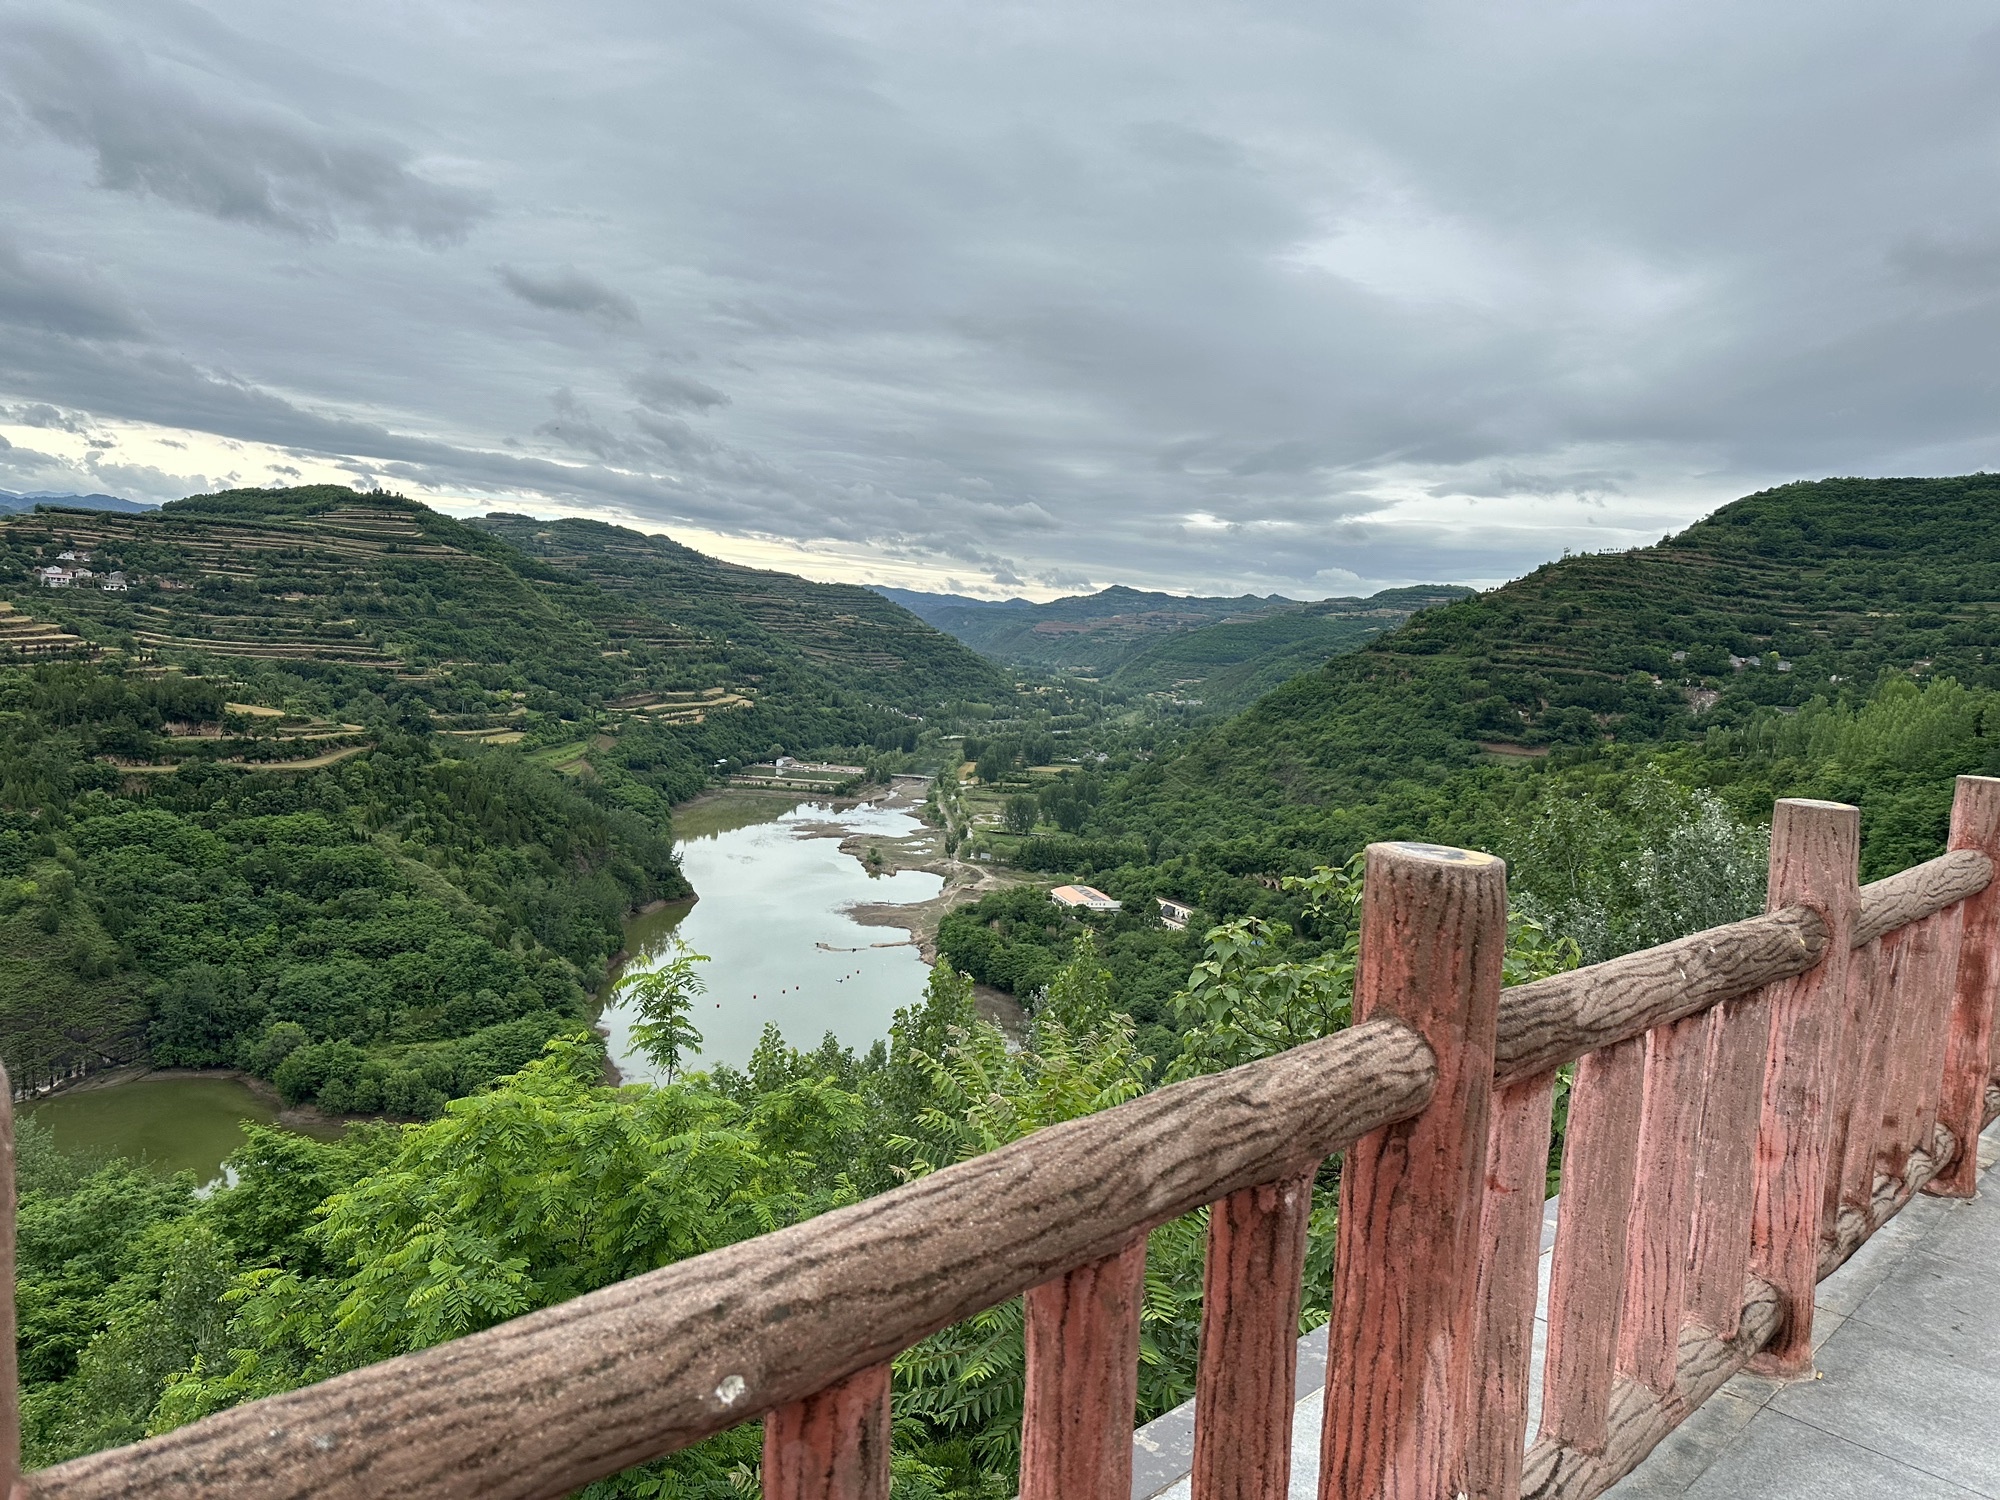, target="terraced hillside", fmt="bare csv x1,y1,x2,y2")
0,490,609,684
891,584,1307,677
1104,476,2000,841
471,513,1013,708
1107,585,1473,710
